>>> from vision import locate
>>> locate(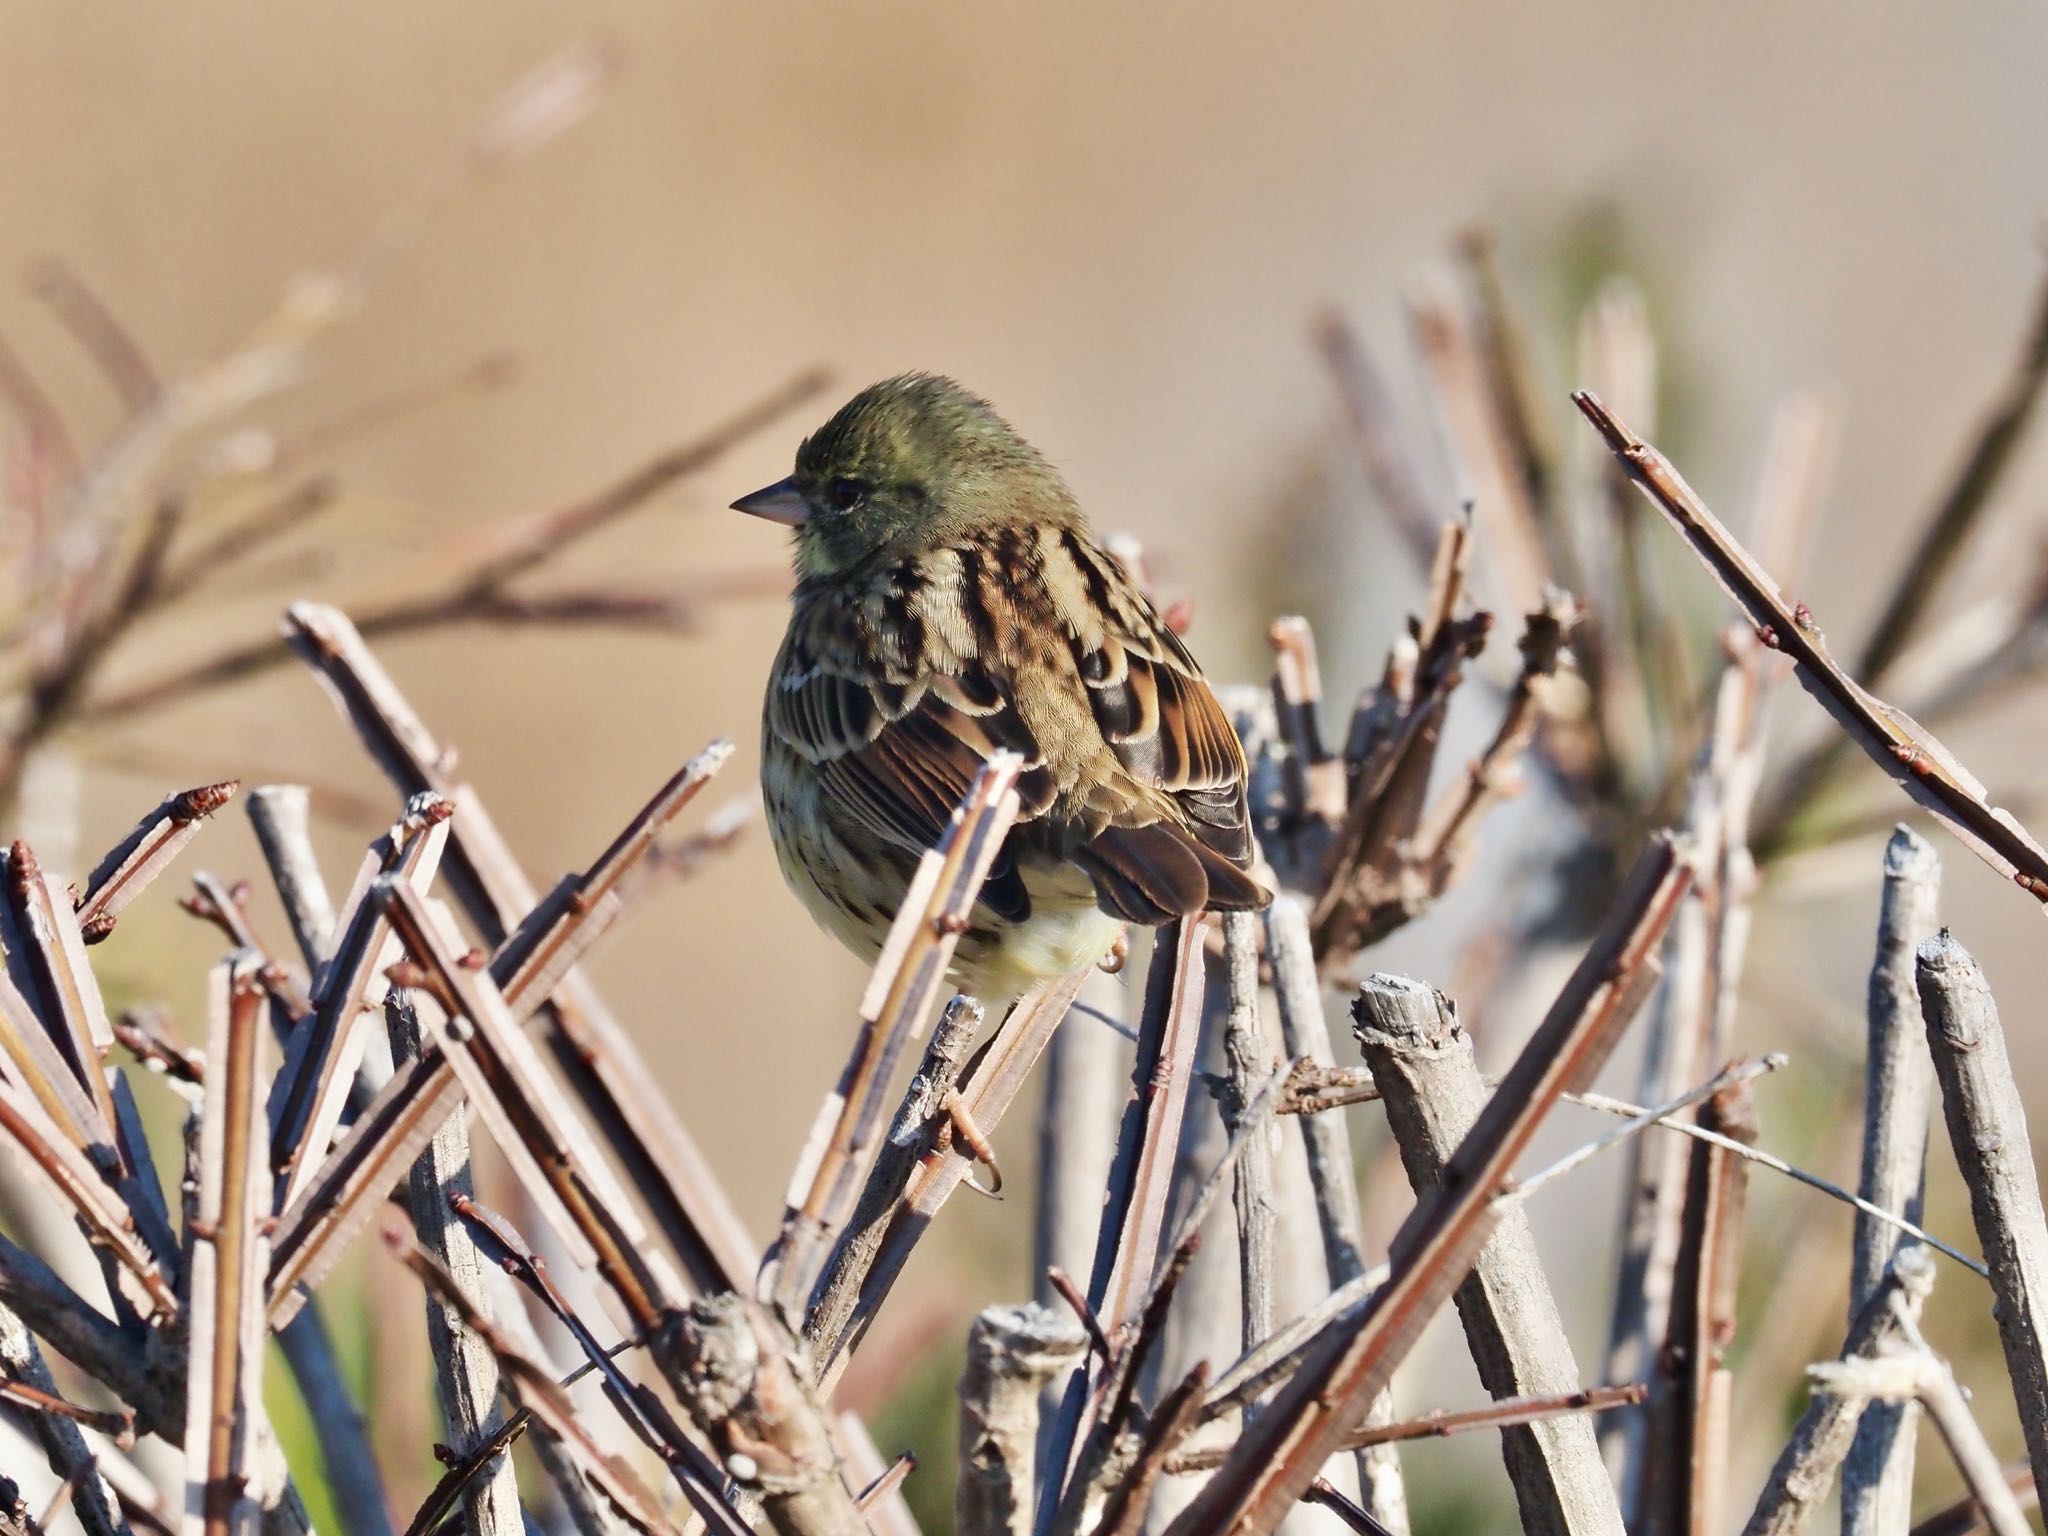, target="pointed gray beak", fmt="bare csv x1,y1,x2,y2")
731,475,809,526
